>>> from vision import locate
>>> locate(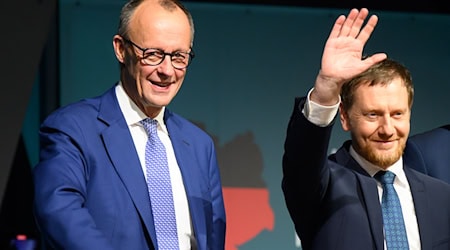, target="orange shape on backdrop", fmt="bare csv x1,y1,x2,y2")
222,187,274,250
